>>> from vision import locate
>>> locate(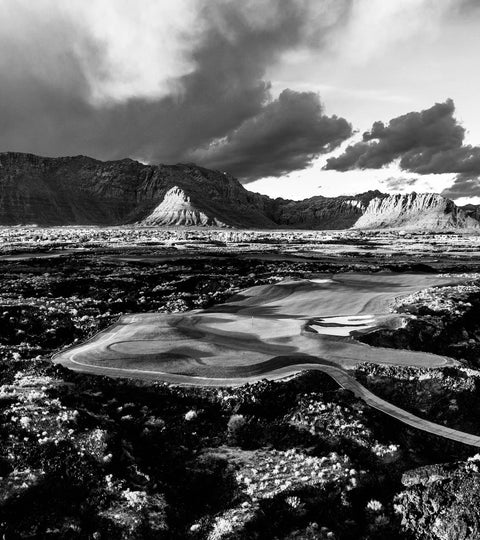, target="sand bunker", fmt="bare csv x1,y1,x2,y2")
308,315,378,336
